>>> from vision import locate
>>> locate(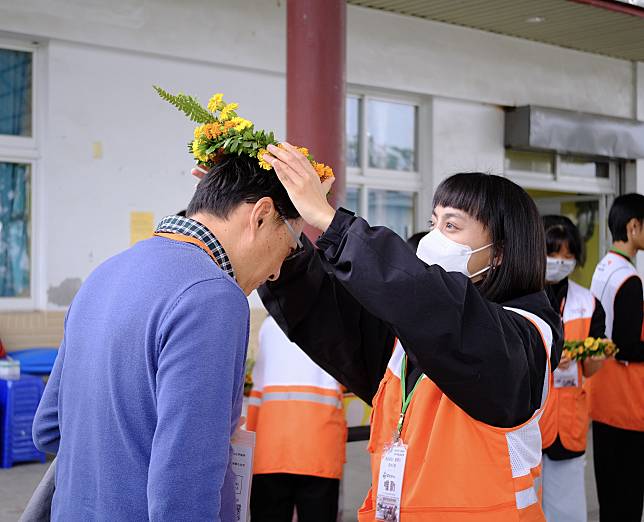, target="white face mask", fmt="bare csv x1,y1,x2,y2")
546,257,576,283
416,229,493,278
